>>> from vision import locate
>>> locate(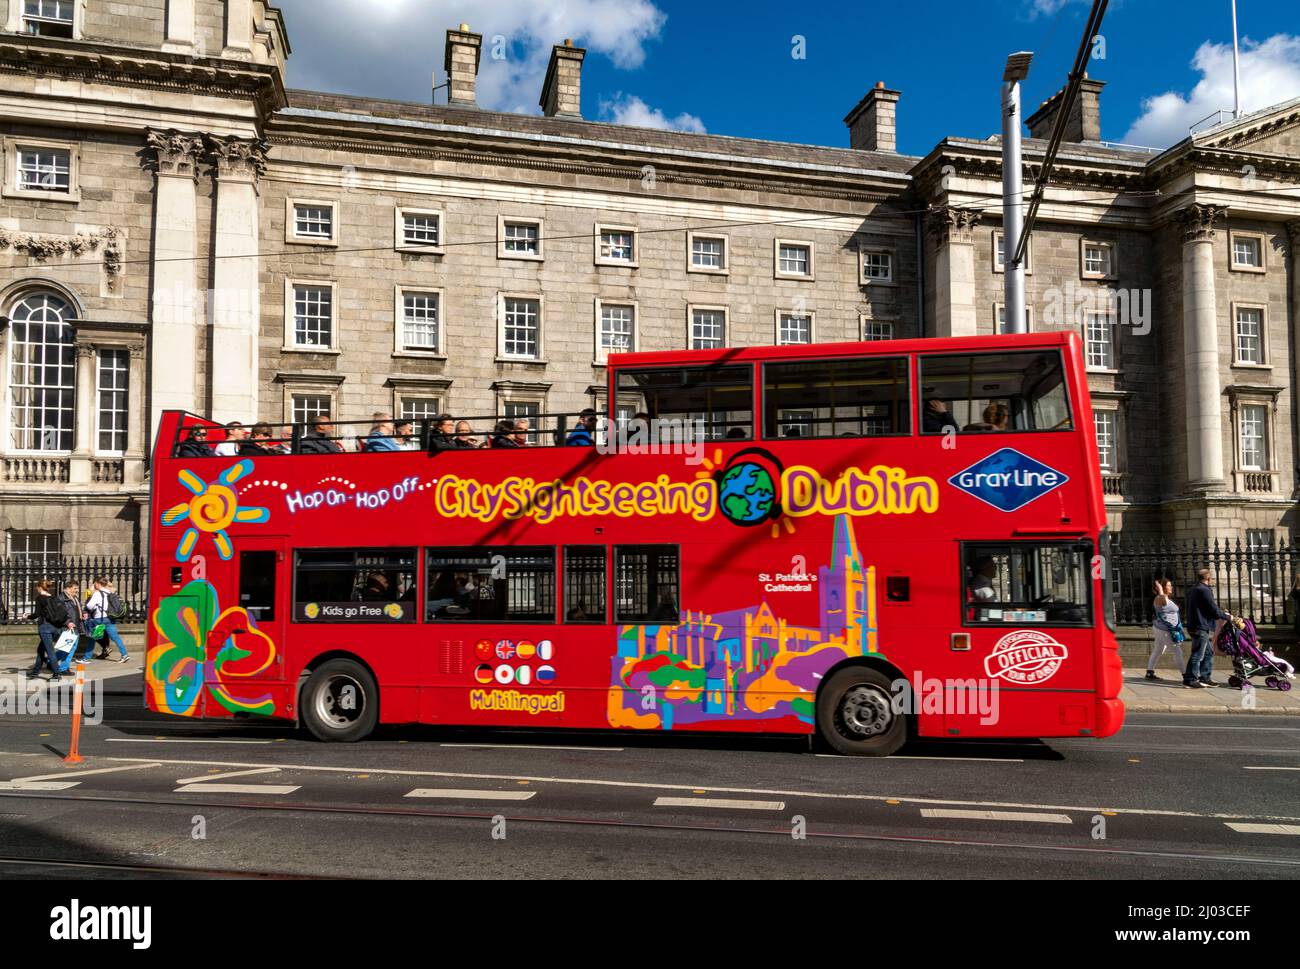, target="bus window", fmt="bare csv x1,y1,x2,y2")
615,546,680,625
615,365,752,442
425,547,556,623
962,542,1092,626
918,350,1072,434
239,550,277,622
564,546,606,624
763,357,910,439
293,548,417,623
